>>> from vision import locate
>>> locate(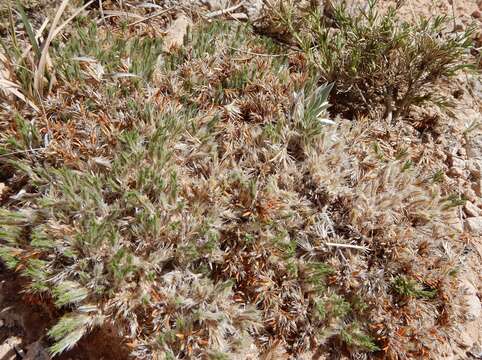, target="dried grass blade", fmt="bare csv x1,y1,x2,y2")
20,18,50,62
0,78,40,112
52,1,94,39
324,242,369,251
15,0,41,60
205,1,245,18
101,10,145,21
33,0,70,96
